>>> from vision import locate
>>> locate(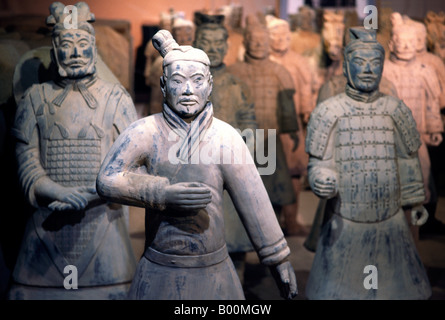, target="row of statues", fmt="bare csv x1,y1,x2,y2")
2,1,444,300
